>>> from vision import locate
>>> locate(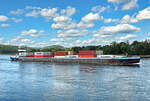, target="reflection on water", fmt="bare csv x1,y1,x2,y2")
0,56,150,101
